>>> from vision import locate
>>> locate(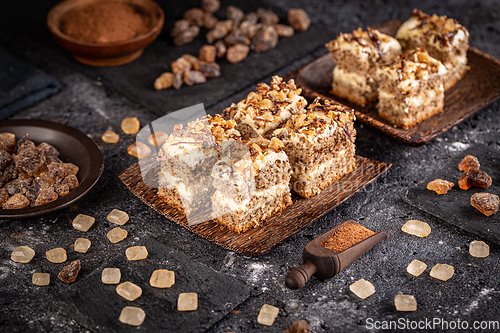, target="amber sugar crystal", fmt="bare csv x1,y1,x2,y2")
121,117,141,134
127,142,151,159
321,221,375,253
147,131,169,147
102,131,119,143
